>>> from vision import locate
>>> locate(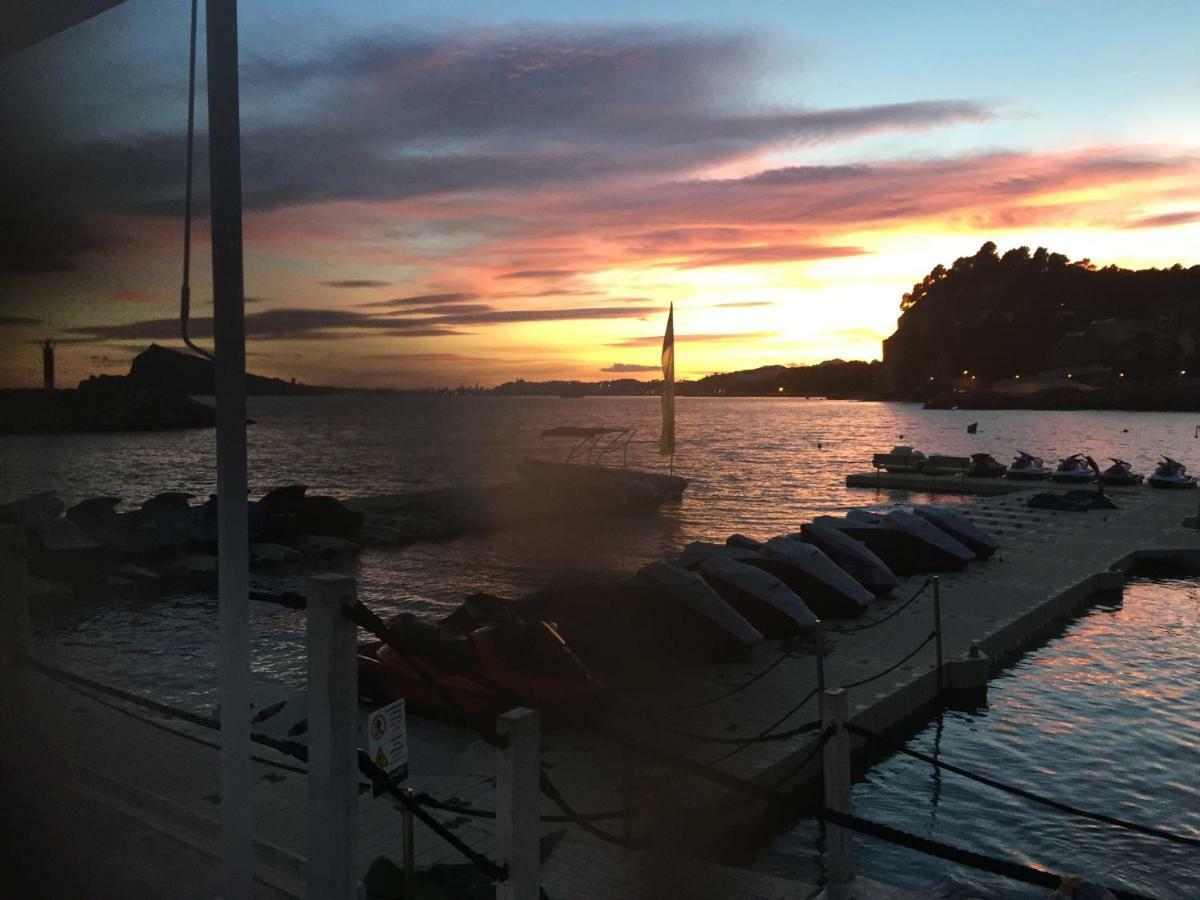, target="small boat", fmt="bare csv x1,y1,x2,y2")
797,521,899,598
912,505,999,561
517,426,687,513
357,611,606,722
1098,459,1144,486
1006,451,1051,481
967,453,1007,478
1148,457,1197,489
697,556,819,637
1051,453,1095,484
